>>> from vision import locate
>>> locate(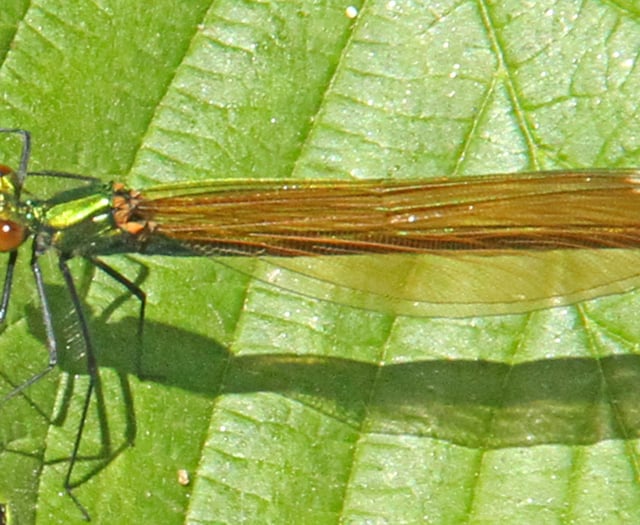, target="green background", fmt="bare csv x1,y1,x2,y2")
1,0,640,523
